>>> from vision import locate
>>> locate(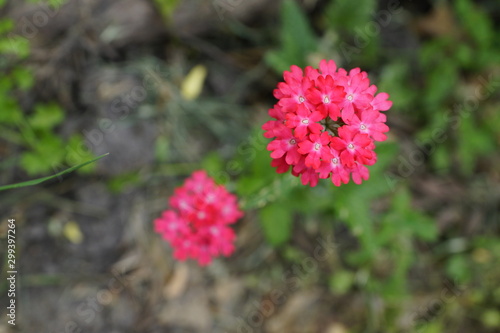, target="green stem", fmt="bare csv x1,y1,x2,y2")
0,153,109,191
